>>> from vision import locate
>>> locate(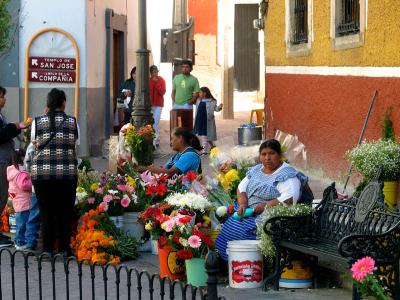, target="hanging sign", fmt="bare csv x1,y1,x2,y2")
28,56,76,83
